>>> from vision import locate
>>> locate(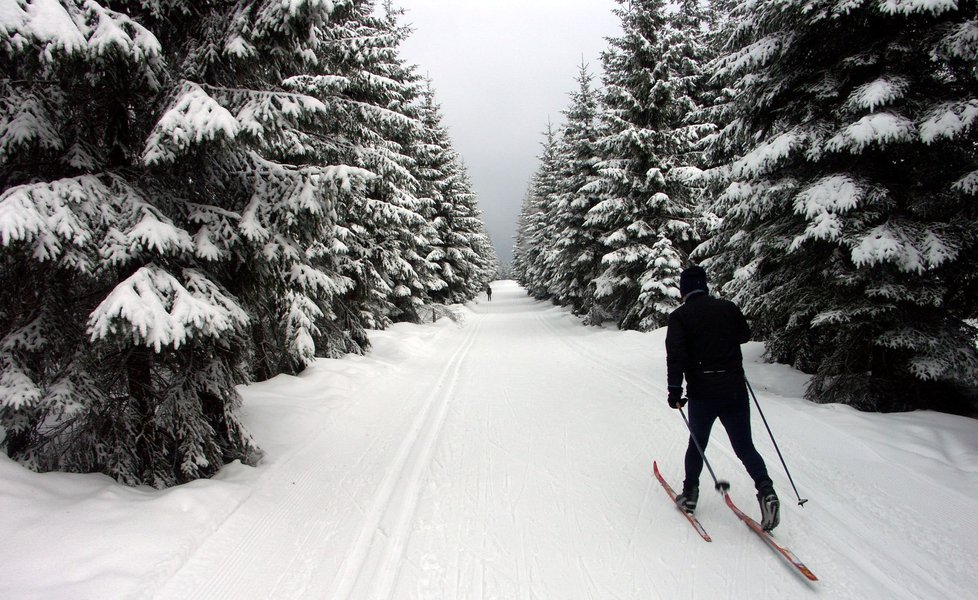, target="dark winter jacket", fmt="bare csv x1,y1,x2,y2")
666,292,751,400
